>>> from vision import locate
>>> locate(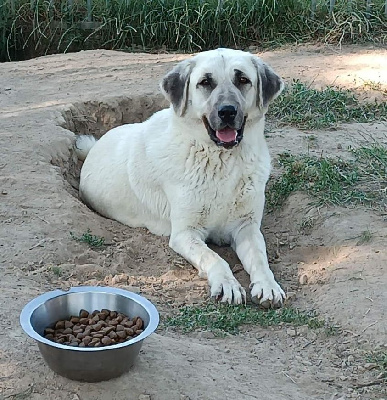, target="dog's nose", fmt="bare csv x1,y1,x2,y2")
218,105,237,123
